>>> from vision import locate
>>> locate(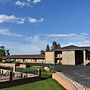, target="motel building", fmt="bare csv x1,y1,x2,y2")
7,45,90,65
